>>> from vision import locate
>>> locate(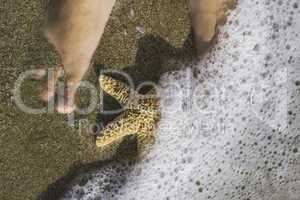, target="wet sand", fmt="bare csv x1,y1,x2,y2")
0,0,190,199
